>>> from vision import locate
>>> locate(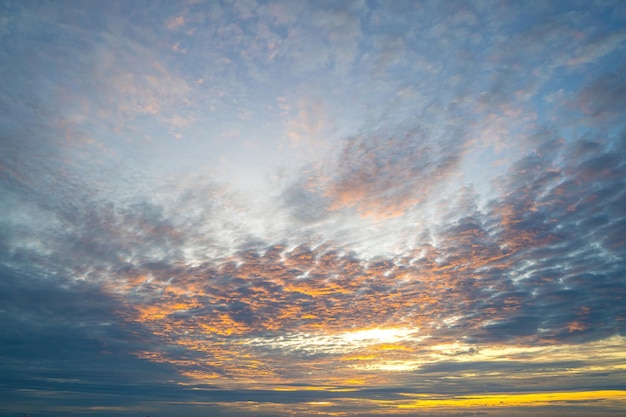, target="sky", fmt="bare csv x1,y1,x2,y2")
1,0,626,416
